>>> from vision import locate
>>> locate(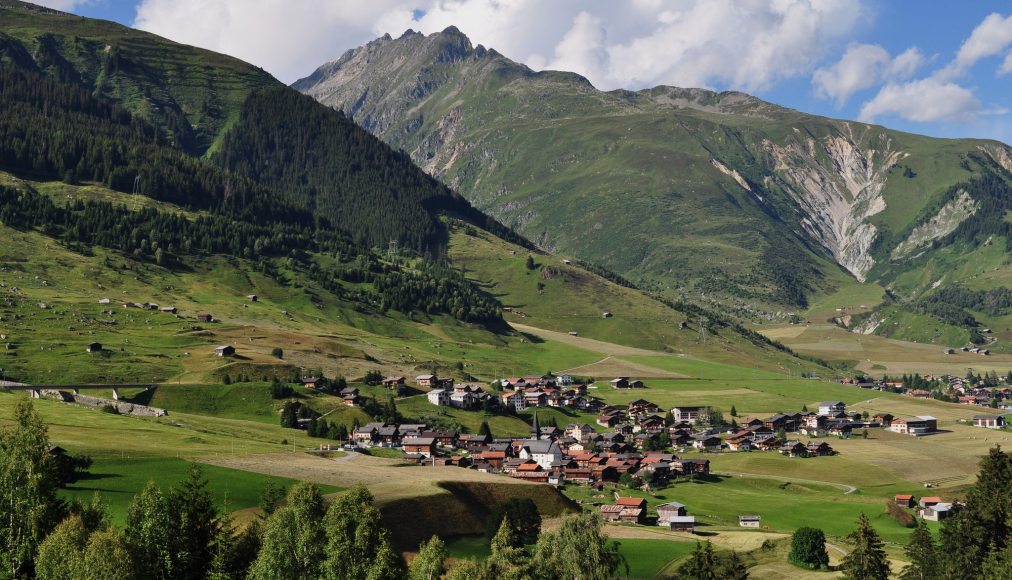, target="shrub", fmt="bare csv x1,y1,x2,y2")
789,526,829,569
271,347,283,359
885,501,916,528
